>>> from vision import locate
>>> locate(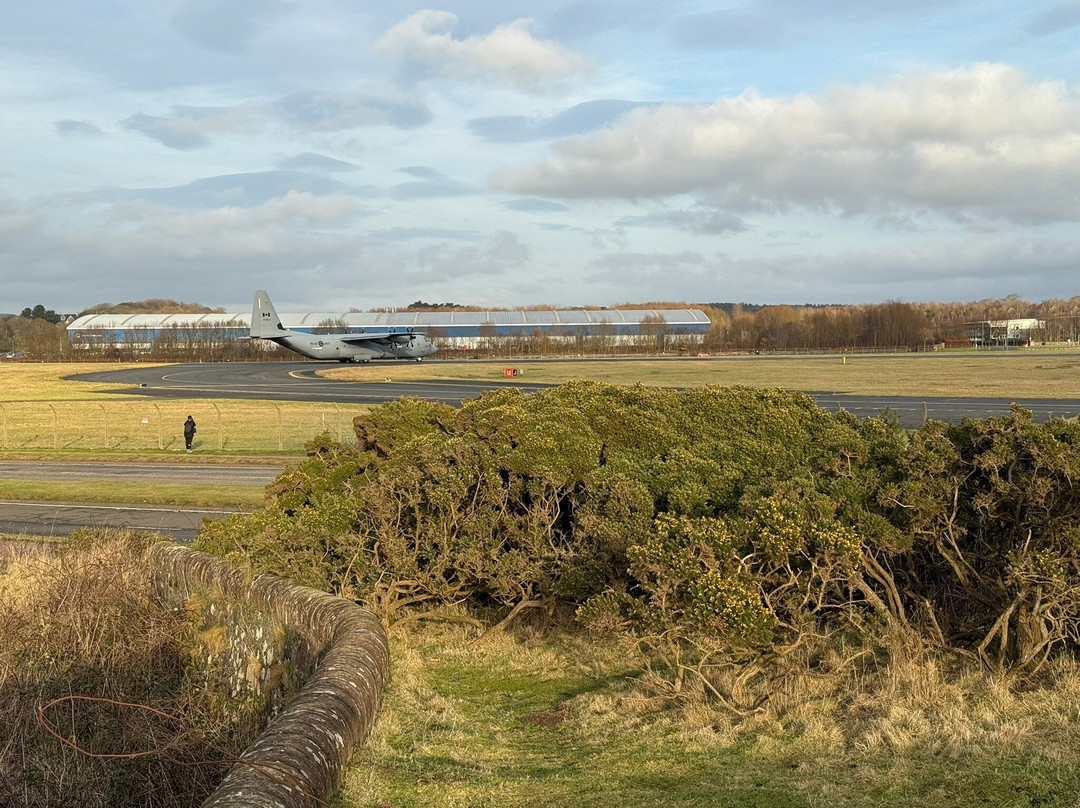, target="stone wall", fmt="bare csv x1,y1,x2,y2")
148,542,389,808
